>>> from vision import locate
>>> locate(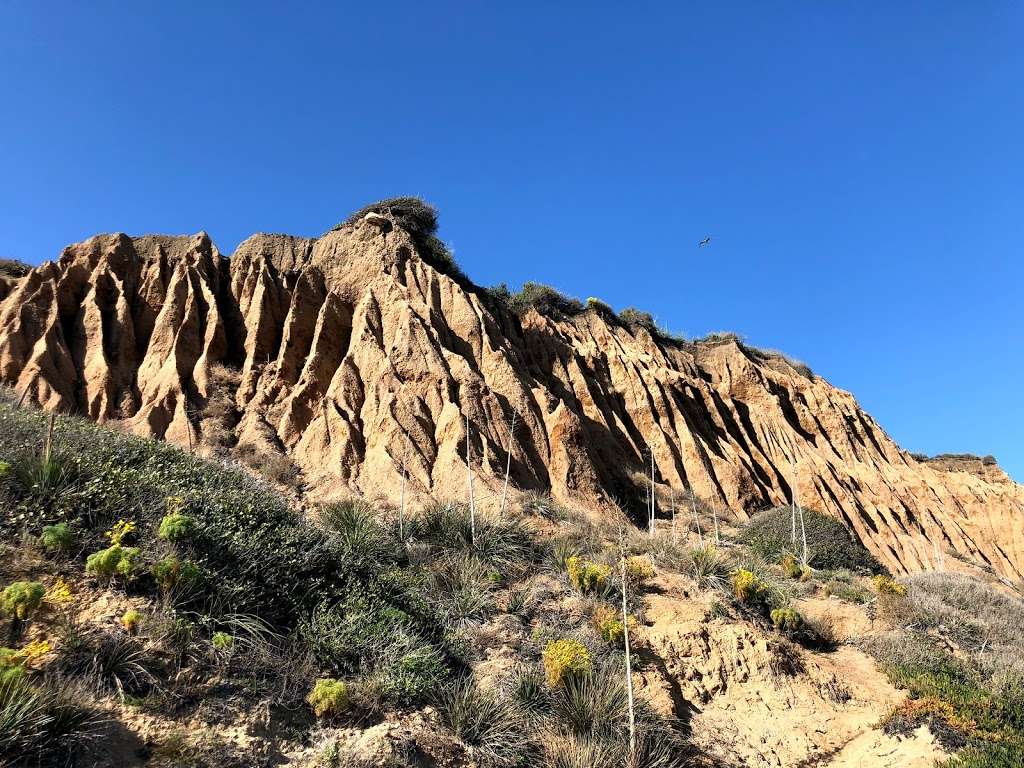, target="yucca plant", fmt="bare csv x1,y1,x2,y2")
436,675,526,766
